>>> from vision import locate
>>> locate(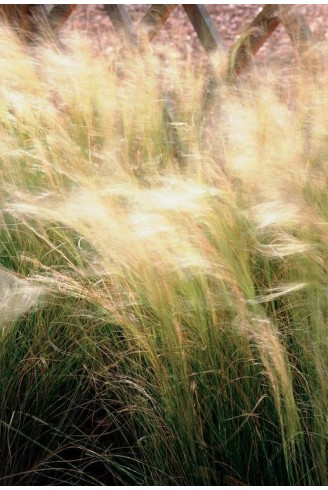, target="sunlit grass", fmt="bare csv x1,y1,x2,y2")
0,26,327,485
